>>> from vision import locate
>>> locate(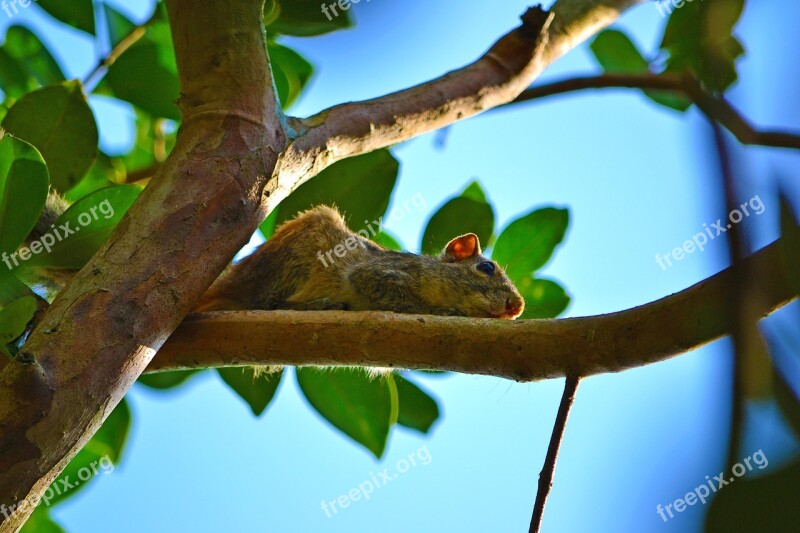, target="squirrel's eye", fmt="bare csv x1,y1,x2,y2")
476,261,495,276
